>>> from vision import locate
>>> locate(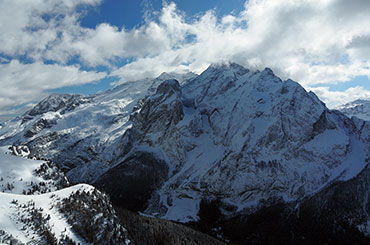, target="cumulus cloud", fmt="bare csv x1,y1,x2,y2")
1,0,370,115
0,60,106,115
0,0,102,60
